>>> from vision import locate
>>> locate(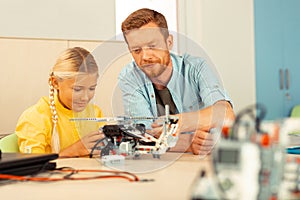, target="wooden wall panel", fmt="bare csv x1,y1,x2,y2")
0,38,67,134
